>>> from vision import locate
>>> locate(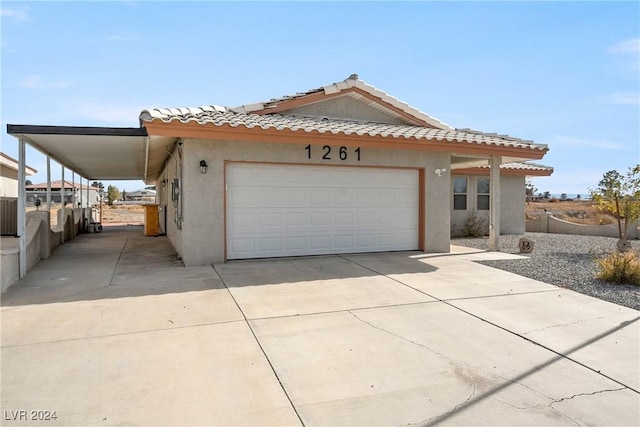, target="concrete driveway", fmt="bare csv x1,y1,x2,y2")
1,226,638,426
